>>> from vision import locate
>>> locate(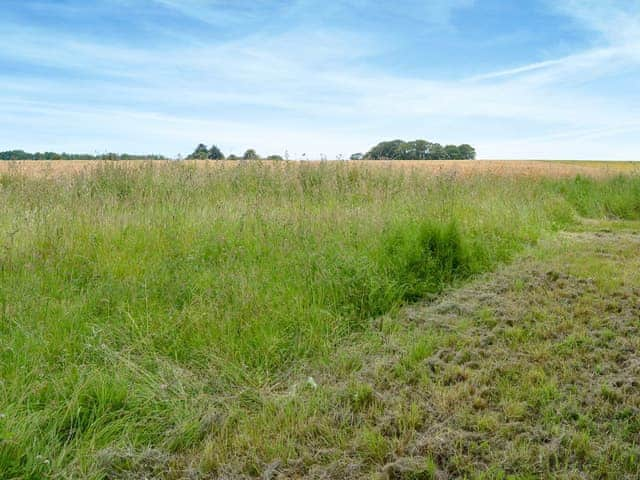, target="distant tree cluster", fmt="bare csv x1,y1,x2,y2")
243,149,259,160
187,144,284,161
187,144,223,160
361,140,476,160
0,150,167,161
